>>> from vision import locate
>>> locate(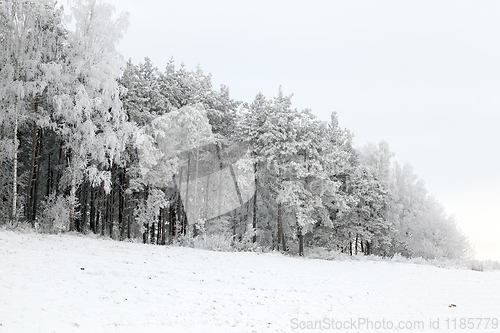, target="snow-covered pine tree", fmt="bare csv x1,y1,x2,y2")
135,104,214,241
121,57,167,127
277,109,334,255
245,87,302,251
237,92,270,243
